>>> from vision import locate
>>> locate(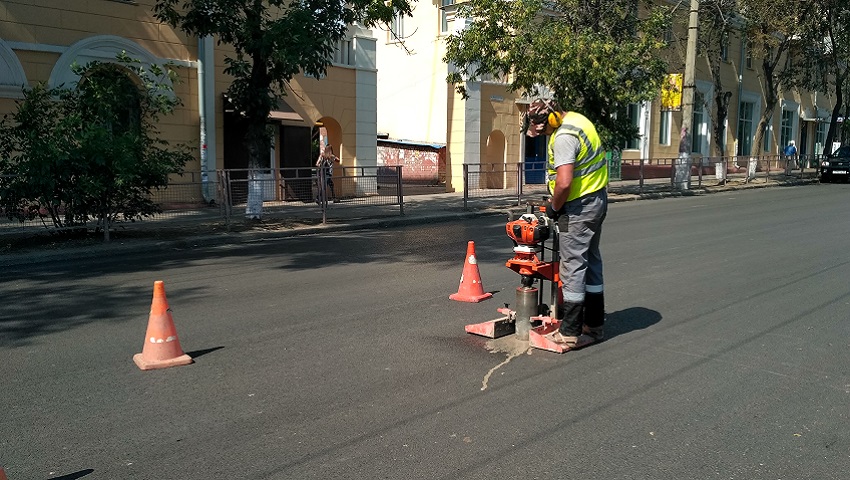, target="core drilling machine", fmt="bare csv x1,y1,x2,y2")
465,203,572,353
